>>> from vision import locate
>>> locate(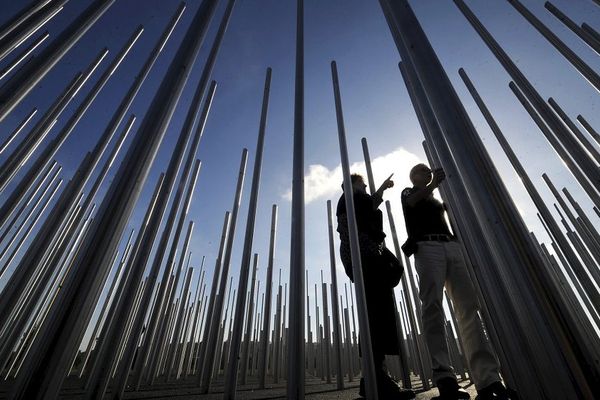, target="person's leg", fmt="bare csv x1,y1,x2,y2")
444,241,501,390
414,241,455,384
